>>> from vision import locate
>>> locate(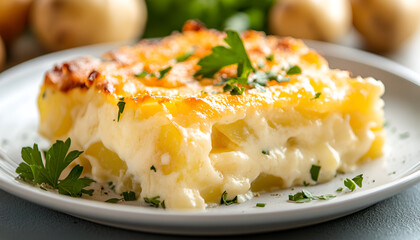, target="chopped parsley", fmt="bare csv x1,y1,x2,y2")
265,54,274,62
150,165,157,172
105,198,121,203
220,191,238,206
289,189,335,203
256,203,266,207
303,181,310,186
175,50,194,62
310,164,321,181
336,187,343,192
105,191,137,203
262,150,270,155
344,178,356,192
343,174,363,192
15,138,94,197
144,196,165,208
158,66,172,80
194,30,300,96
134,71,152,78
117,97,125,122
352,174,363,188
311,92,321,100
286,65,302,75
